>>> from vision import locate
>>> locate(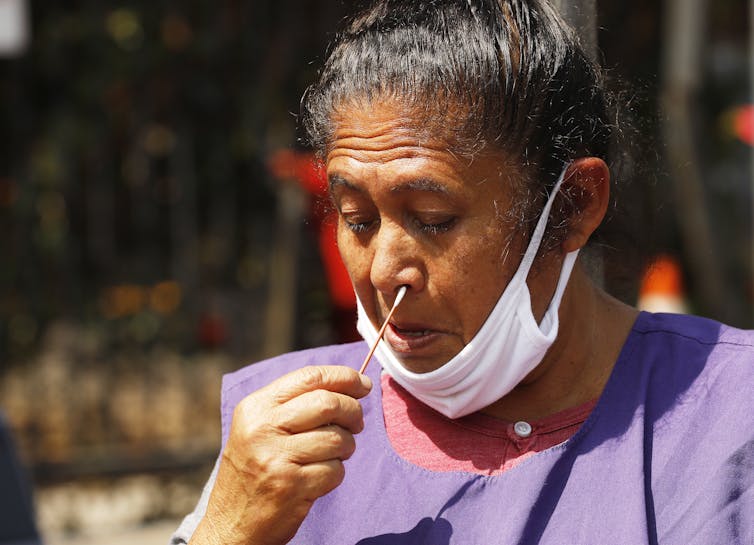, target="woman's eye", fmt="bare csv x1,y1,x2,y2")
342,214,377,234
339,210,455,235
346,221,373,233
416,217,456,235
